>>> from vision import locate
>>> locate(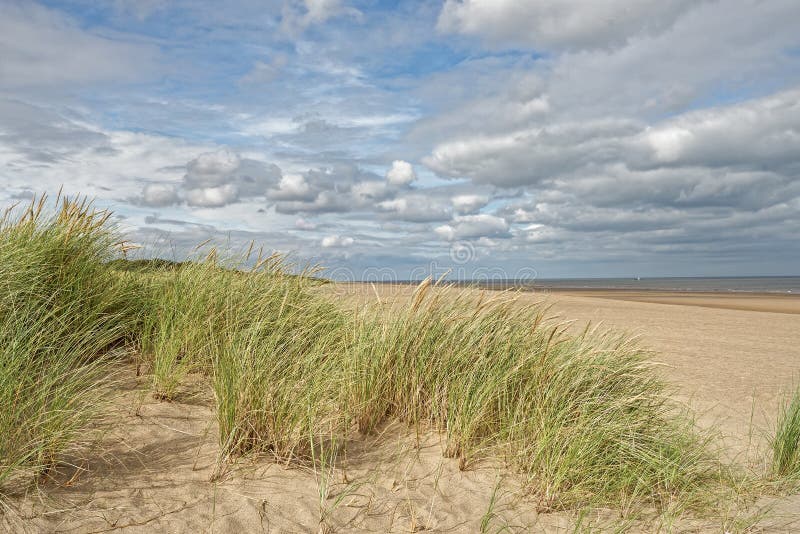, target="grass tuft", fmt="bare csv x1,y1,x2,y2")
773,385,800,479
0,195,135,490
